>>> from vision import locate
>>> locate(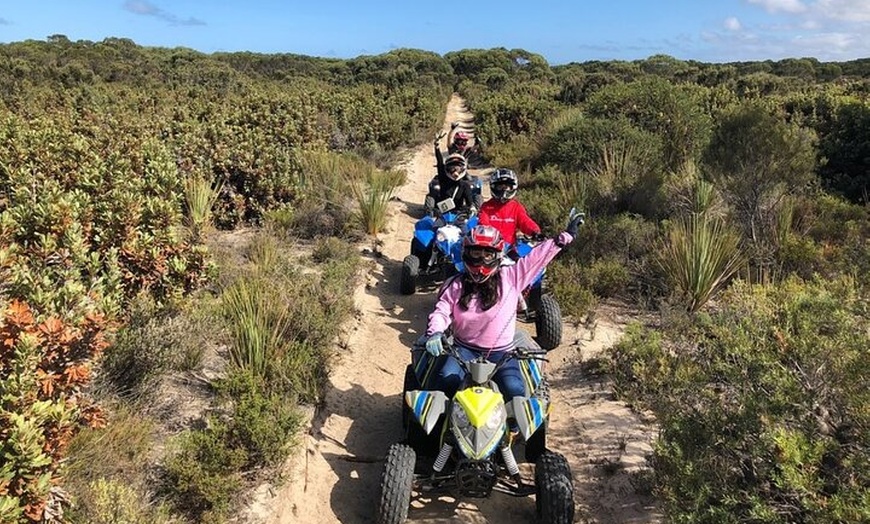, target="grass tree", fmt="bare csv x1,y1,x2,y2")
657,212,744,313
221,277,290,378
183,175,223,240
353,167,405,237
